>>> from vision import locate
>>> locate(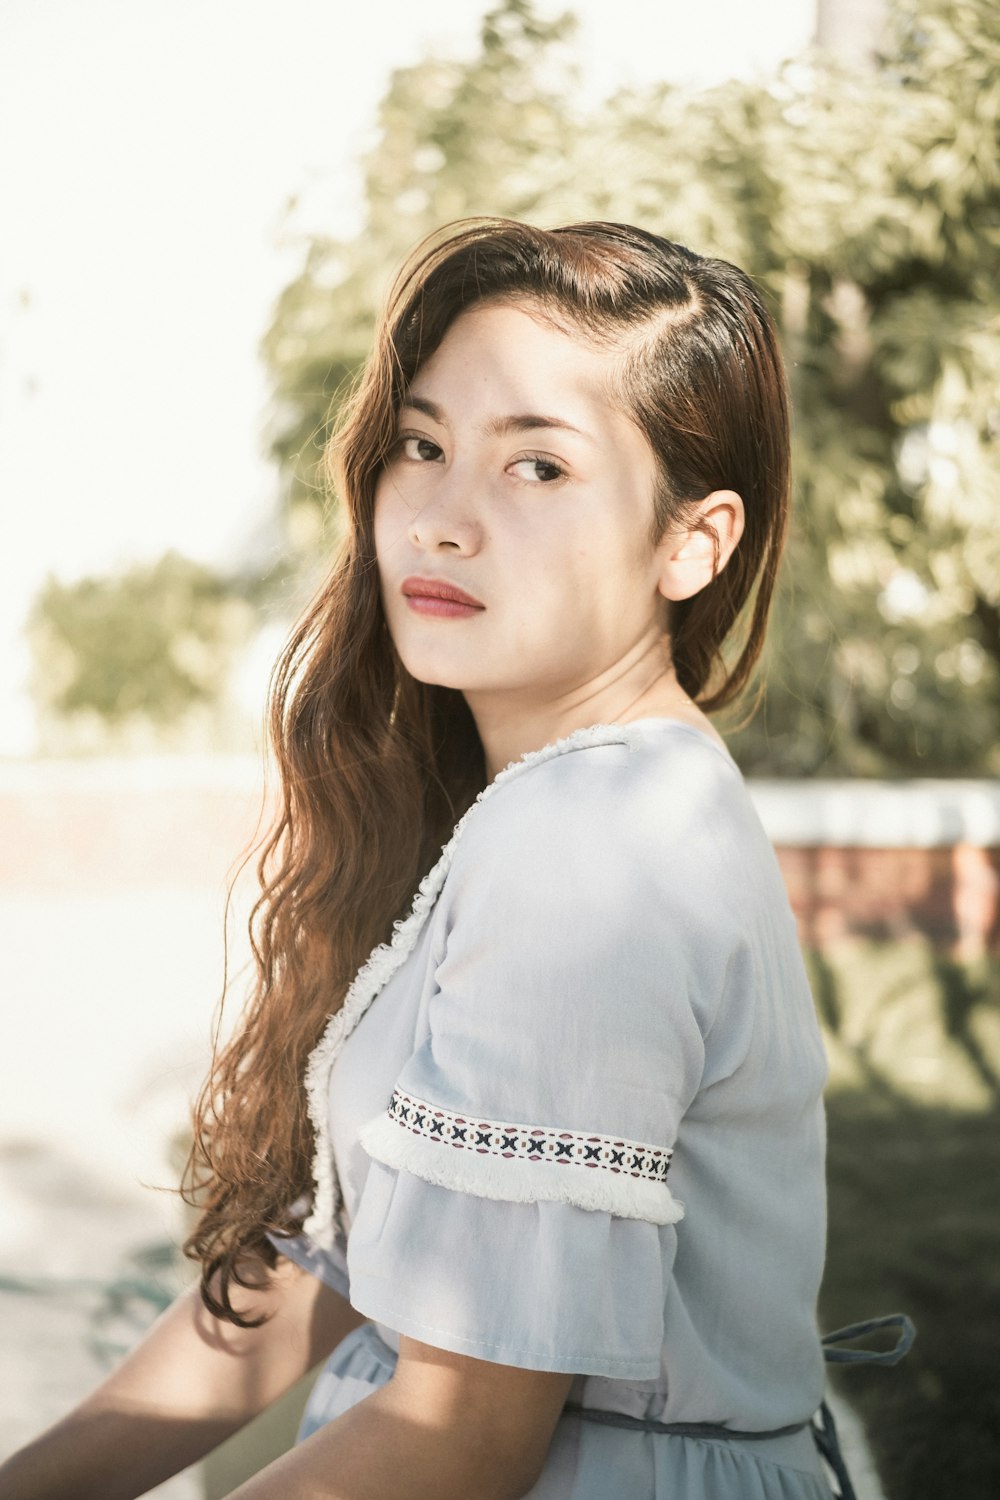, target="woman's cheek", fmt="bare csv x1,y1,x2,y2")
373,482,407,562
